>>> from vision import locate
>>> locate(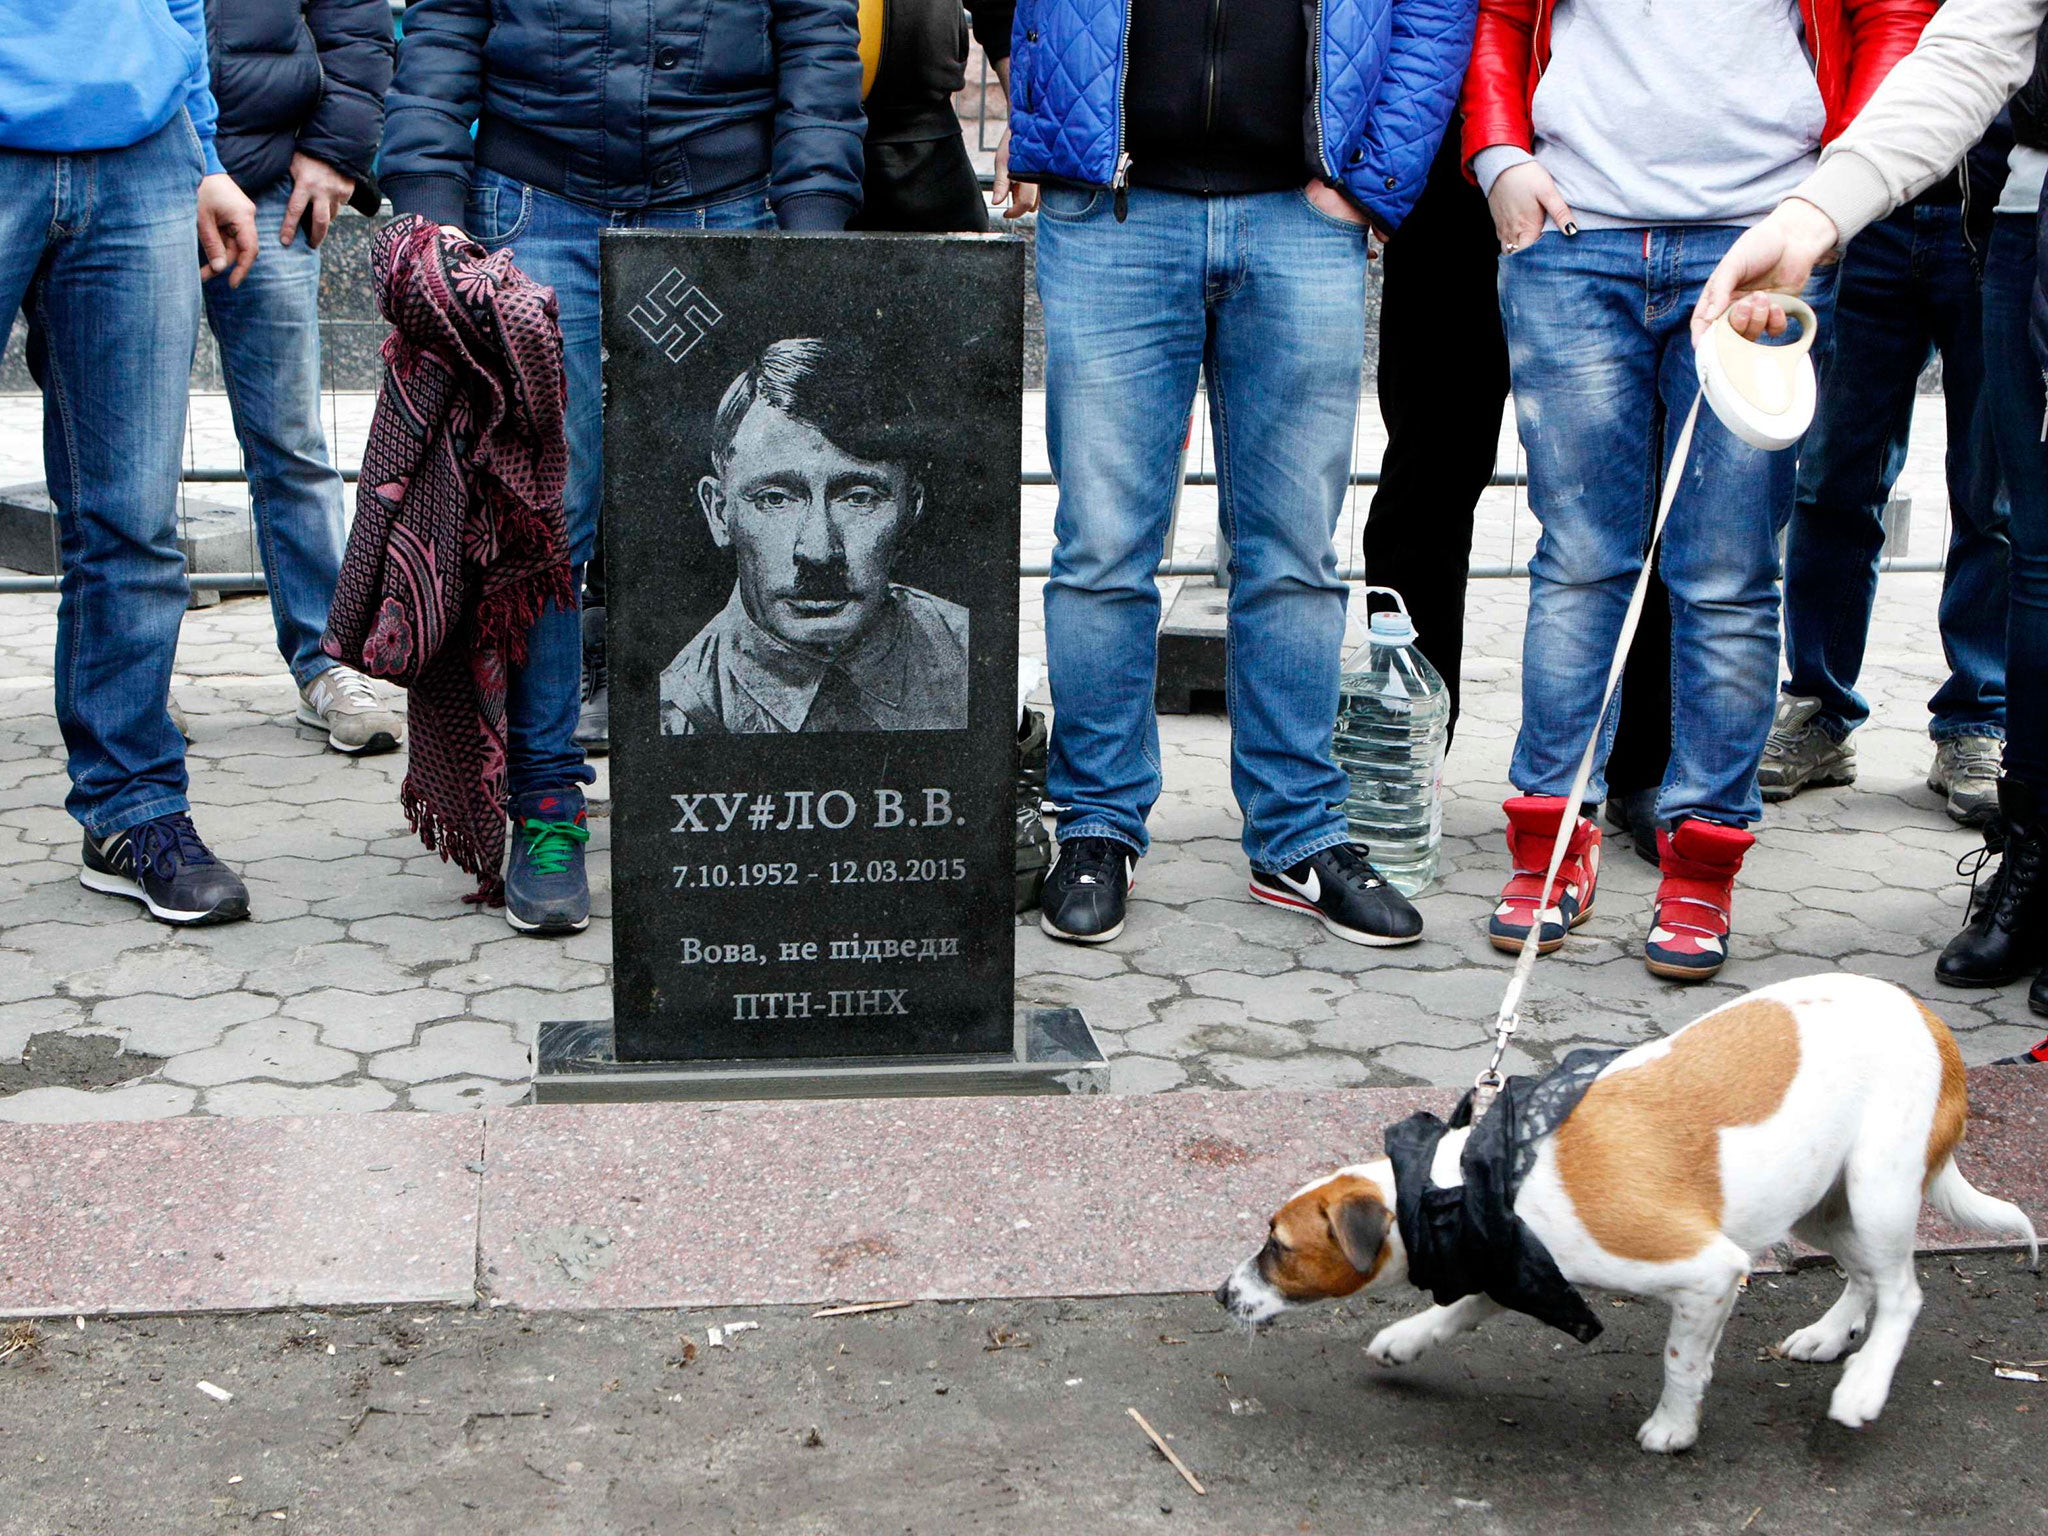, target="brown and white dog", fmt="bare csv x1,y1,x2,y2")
1215,974,2039,1453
